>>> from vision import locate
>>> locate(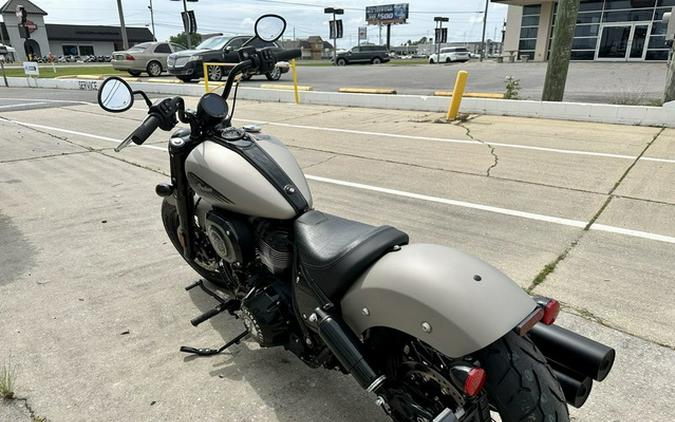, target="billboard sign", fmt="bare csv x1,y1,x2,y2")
366,3,409,24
